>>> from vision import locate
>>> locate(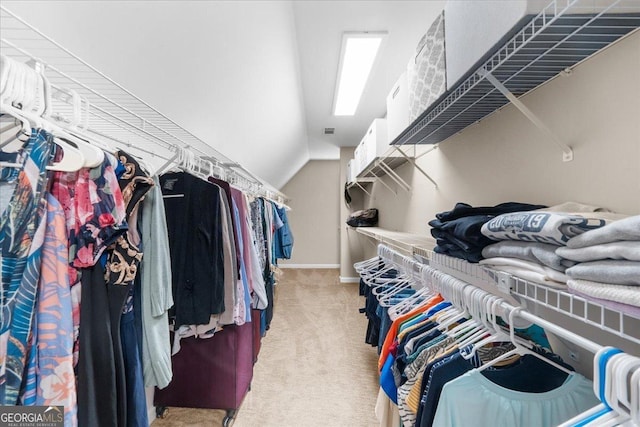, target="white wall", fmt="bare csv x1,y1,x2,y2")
279,160,341,267
344,31,640,372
